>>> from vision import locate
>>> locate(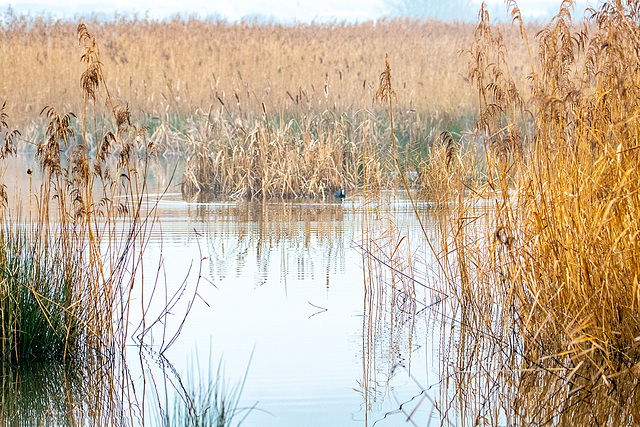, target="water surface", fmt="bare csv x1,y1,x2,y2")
2,155,442,426
136,192,439,426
